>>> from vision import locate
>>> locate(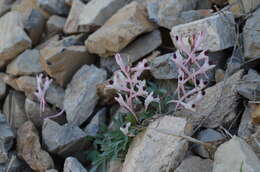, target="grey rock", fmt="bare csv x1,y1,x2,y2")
0,0,14,17
244,8,260,59
42,119,88,157
0,114,15,164
84,108,107,137
47,15,66,36
0,79,6,100
37,0,69,16
46,169,58,172
122,116,192,172
6,49,43,76
100,30,162,74
63,157,87,172
238,106,256,138
171,12,236,52
107,159,123,172
229,0,260,16
175,156,213,172
213,136,260,172
64,65,107,126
